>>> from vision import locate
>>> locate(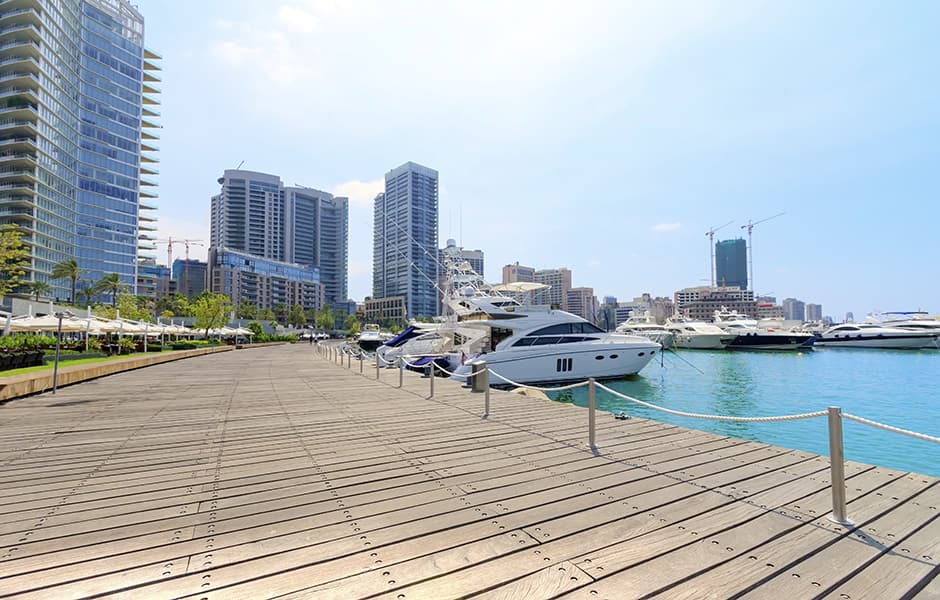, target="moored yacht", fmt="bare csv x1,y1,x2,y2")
355,324,391,352
615,312,674,348
452,304,661,386
814,323,939,349
665,318,737,349
713,308,815,351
